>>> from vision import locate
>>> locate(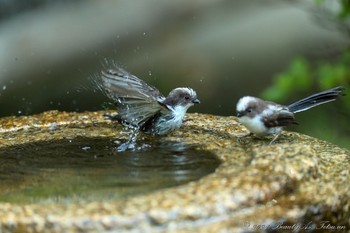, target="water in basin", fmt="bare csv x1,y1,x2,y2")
0,137,220,204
